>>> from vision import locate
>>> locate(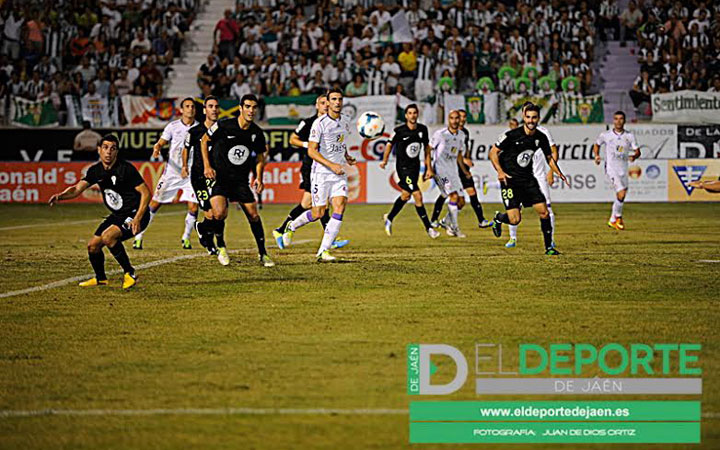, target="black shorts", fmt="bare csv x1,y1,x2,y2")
299,160,312,192
460,167,476,189
500,178,546,210
397,165,420,192
210,176,255,204
94,209,151,241
191,175,213,211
